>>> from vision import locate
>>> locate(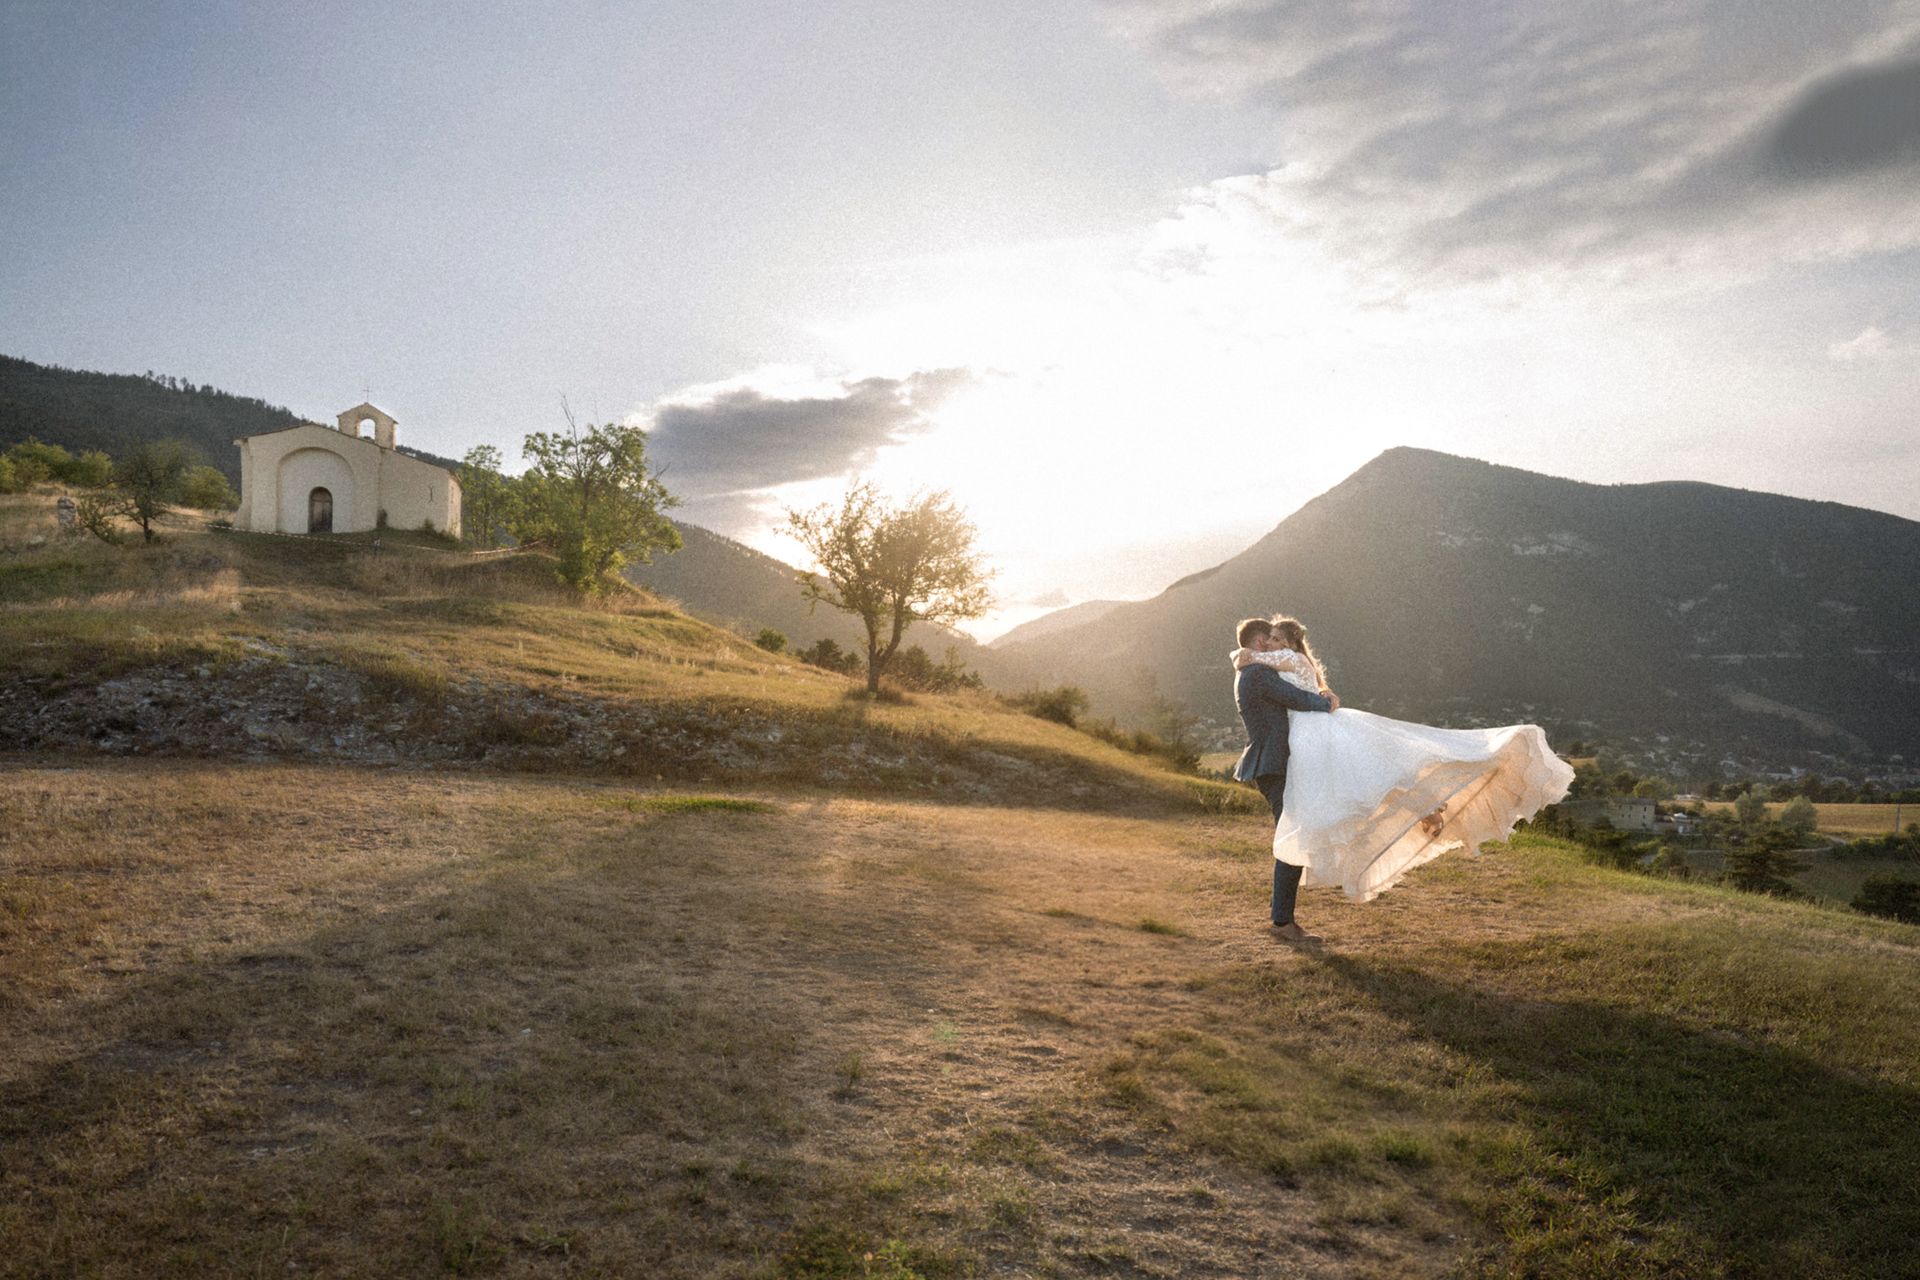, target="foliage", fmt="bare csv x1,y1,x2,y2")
1007,685,1091,727
1779,795,1819,835
1852,874,1920,924
5,439,72,488
509,411,680,593
456,444,519,549
883,644,982,693
1723,827,1808,896
755,627,787,653
795,637,863,676
73,490,130,544
110,440,189,543
177,464,237,511
0,456,13,493
1732,788,1770,827
786,483,992,694
0,353,306,488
